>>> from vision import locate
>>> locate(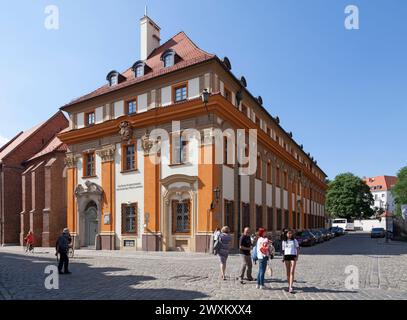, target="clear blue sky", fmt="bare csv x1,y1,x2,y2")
1,0,406,180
